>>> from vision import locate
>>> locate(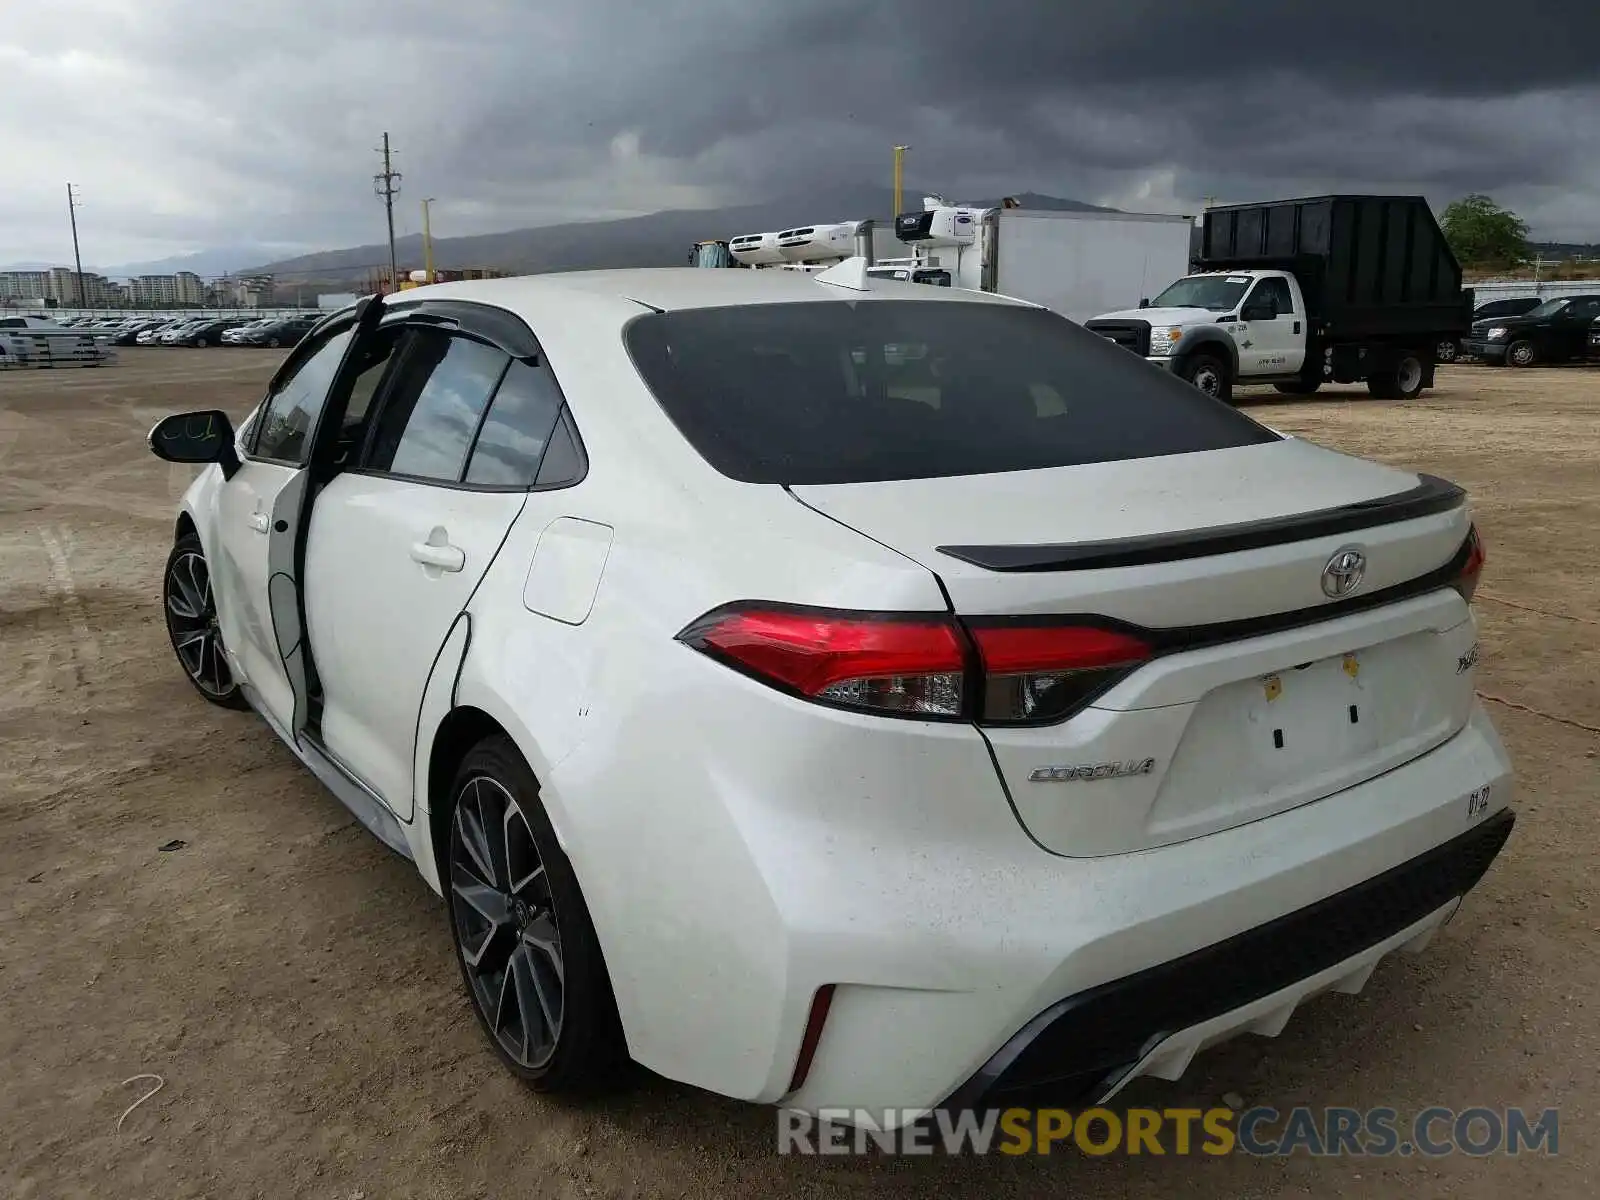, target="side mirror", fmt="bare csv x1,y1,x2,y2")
1138,298,1151,309
1241,302,1276,321
148,409,240,479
